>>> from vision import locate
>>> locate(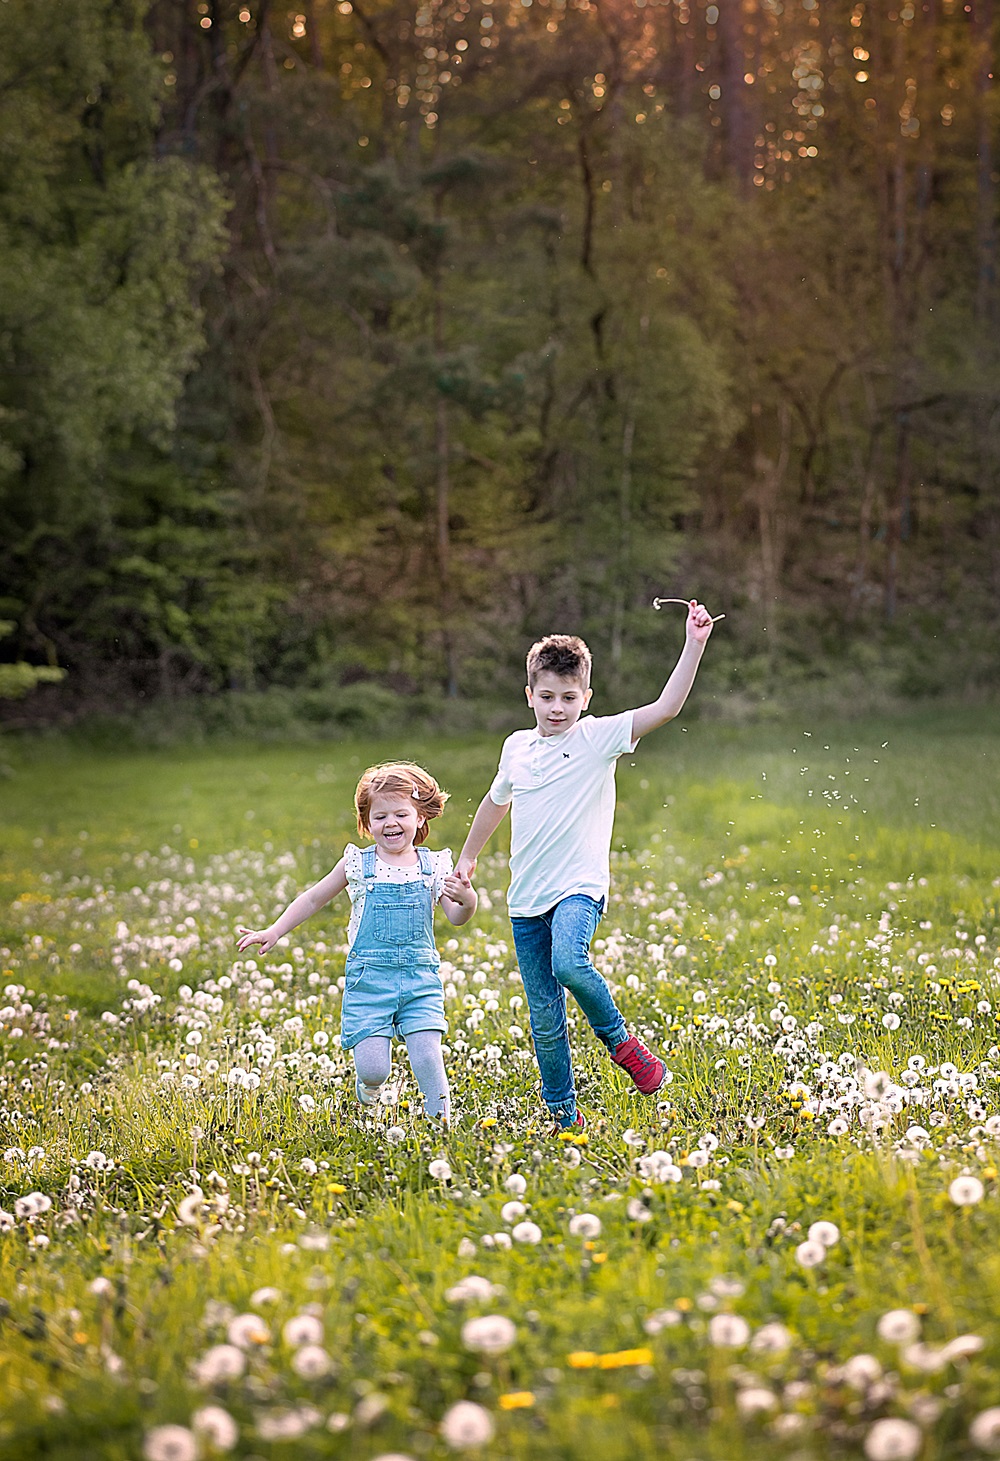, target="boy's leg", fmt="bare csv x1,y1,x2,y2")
549,895,628,1051
352,1035,392,1106
403,1028,450,1120
510,913,578,1126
